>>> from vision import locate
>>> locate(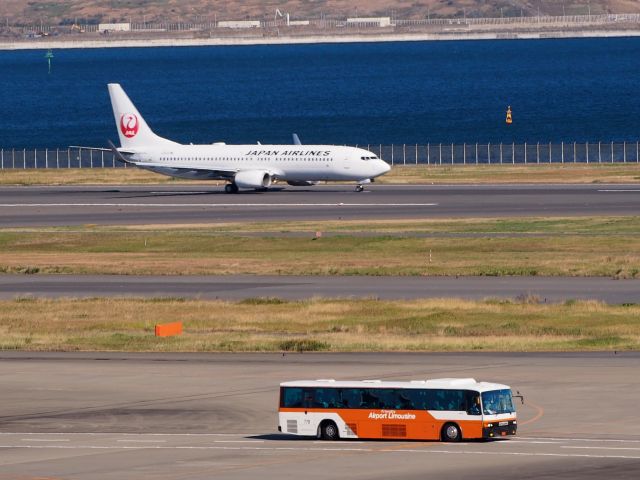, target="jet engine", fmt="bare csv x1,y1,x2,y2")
234,170,272,189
